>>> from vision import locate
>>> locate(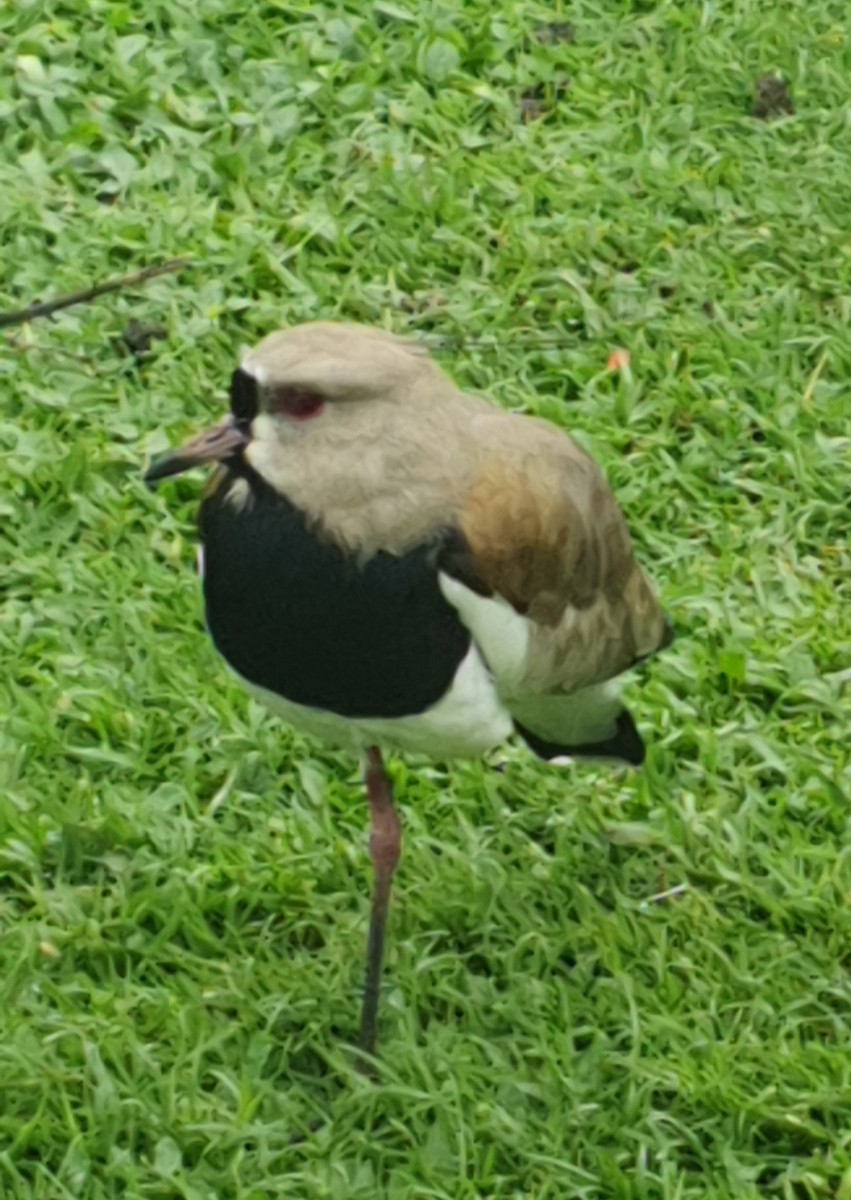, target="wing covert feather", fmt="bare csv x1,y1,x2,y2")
447,420,670,693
